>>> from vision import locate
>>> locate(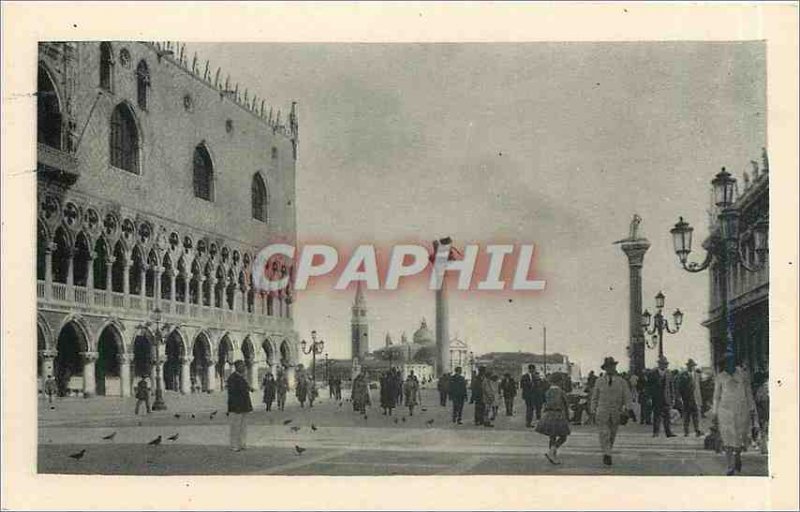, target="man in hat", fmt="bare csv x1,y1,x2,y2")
227,360,253,452
520,364,544,427
648,356,677,437
590,356,631,466
677,359,704,437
